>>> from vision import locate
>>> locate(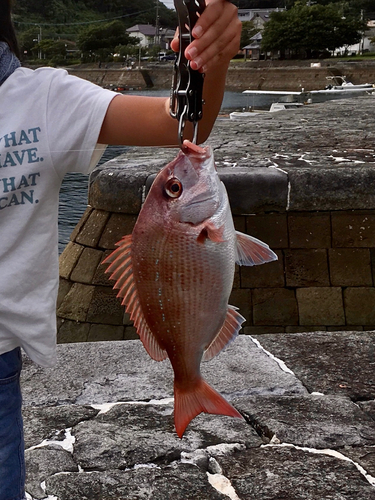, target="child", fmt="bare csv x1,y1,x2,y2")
0,0,241,498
